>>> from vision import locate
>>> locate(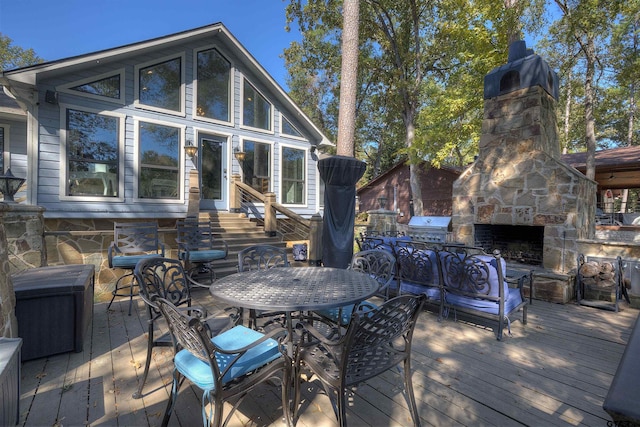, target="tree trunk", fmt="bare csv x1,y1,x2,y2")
336,0,359,157
584,37,597,181
406,116,423,216
563,69,572,154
